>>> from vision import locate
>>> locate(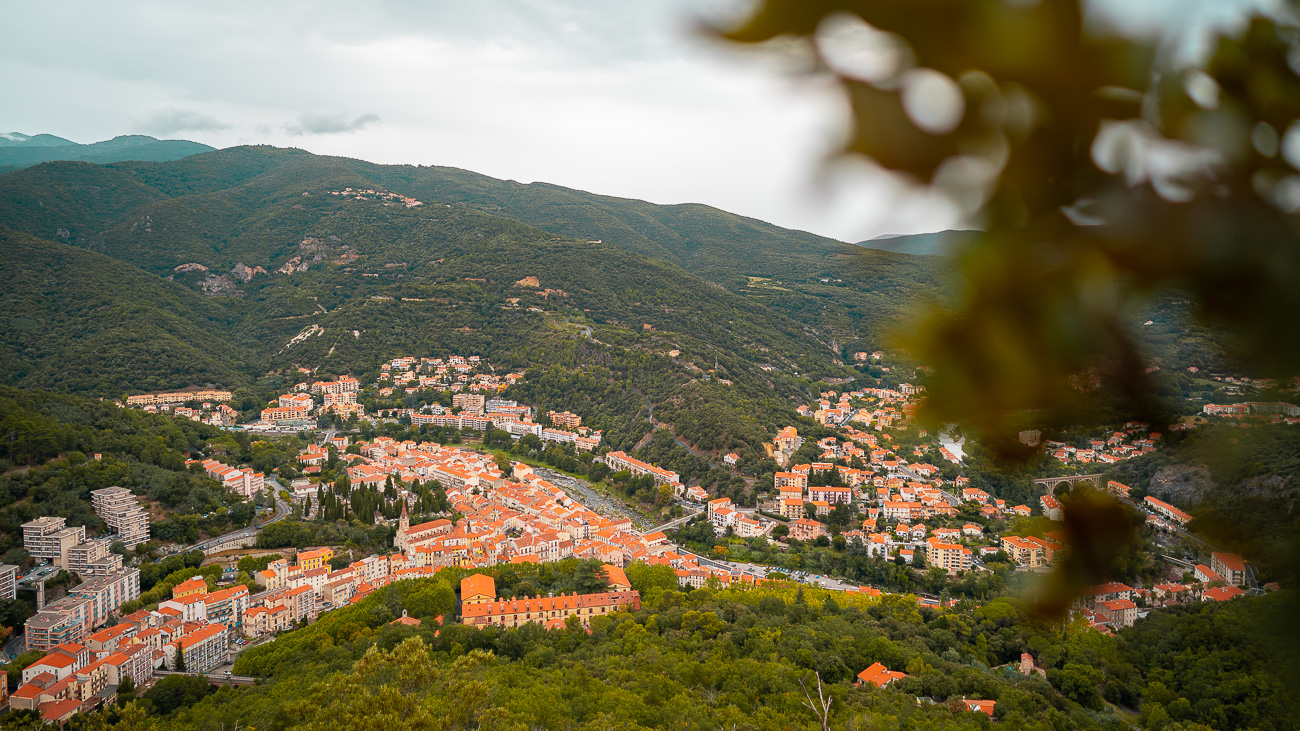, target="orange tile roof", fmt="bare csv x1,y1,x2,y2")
856,662,907,687
461,573,496,600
